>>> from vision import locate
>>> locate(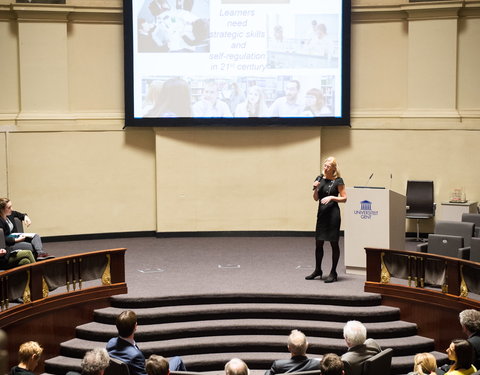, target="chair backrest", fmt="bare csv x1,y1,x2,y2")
471,237,480,263
104,357,130,375
13,217,24,233
0,229,5,249
427,234,464,258
462,213,480,237
276,371,321,375
435,220,475,247
406,180,435,216
362,348,393,375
